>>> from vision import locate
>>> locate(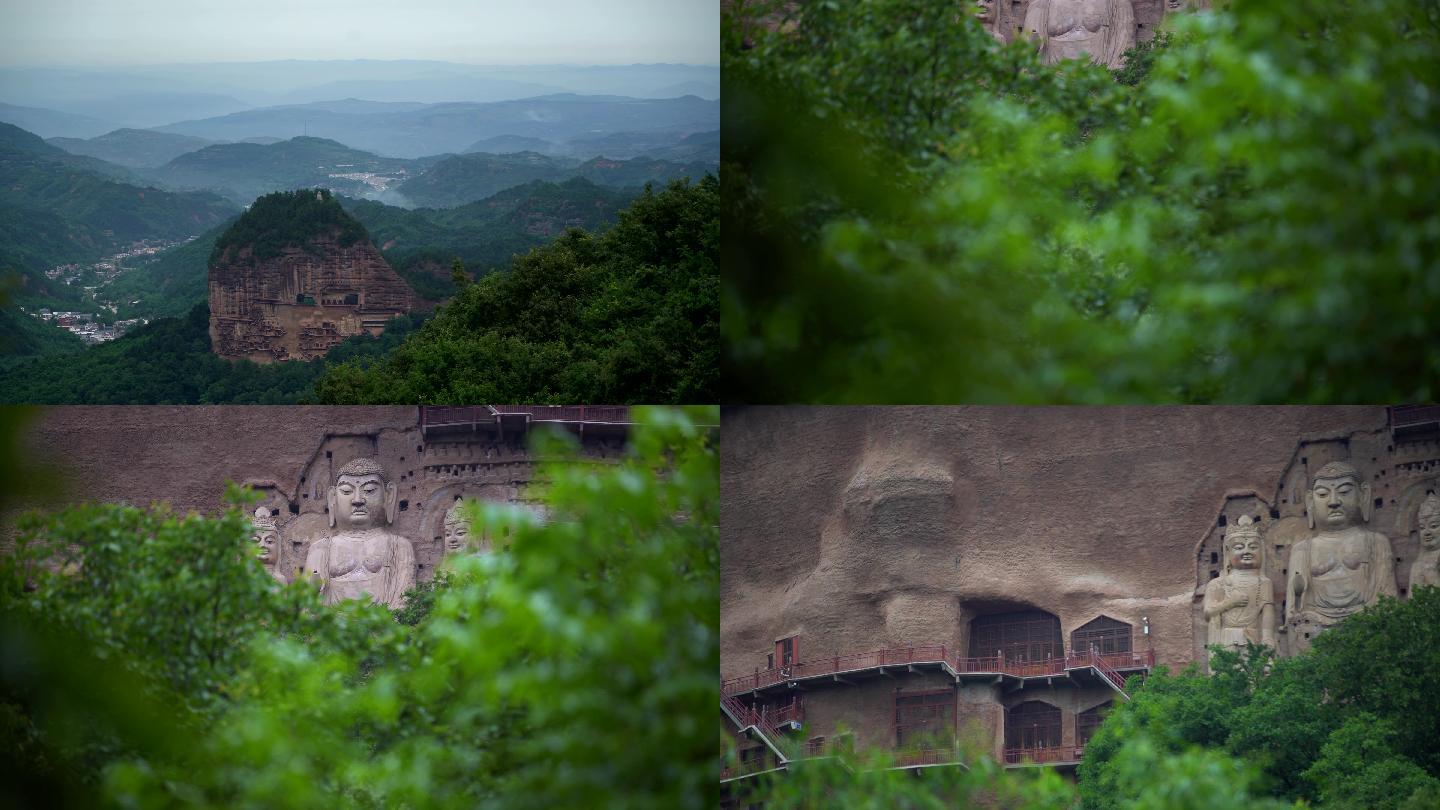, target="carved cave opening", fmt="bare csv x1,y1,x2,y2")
969,609,1063,662
1077,702,1112,746
1005,701,1061,750
894,689,956,748
1072,615,1132,656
